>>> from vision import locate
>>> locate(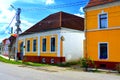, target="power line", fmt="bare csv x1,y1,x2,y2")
1,1,87,34
0,14,16,35
6,15,16,31
1,0,120,35
22,0,119,11
21,1,87,11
